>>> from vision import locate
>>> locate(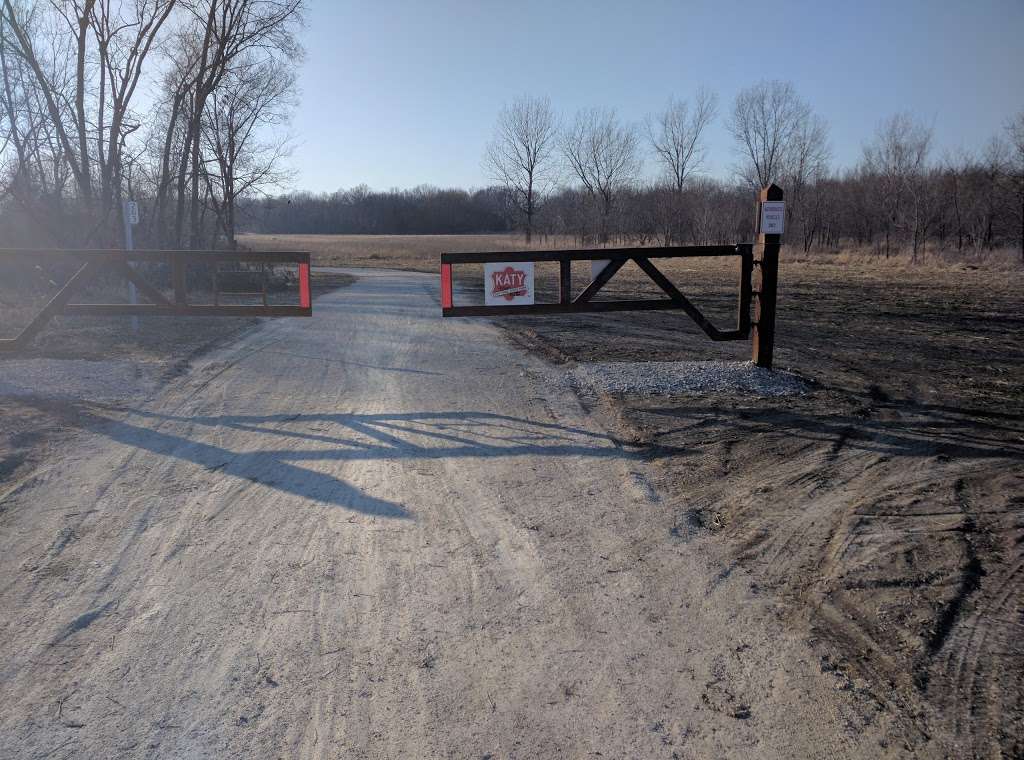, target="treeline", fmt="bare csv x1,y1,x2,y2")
245,185,511,235
253,86,1024,261
2,12,1022,264
249,159,1024,258
0,0,303,250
